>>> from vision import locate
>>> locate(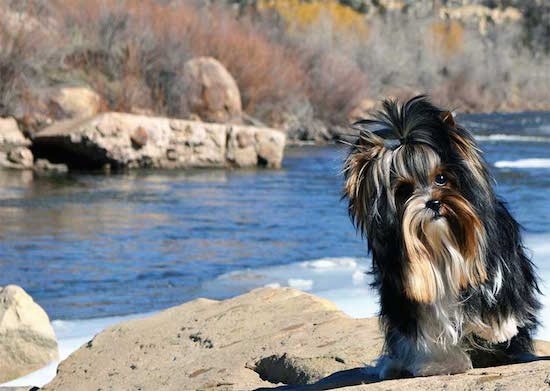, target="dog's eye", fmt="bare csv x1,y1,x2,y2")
434,174,447,186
